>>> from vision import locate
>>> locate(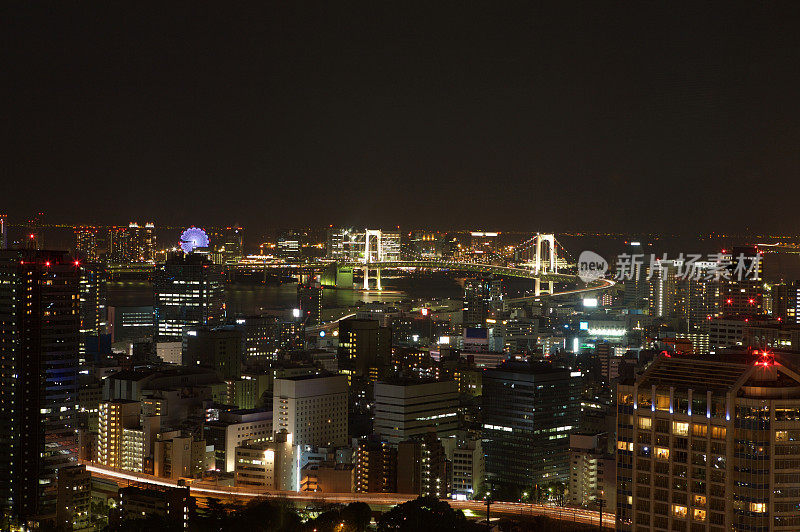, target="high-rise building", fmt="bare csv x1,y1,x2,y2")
74,226,100,261
616,352,800,531
272,374,348,448
77,262,107,364
337,318,391,380
222,226,244,264
182,326,244,379
233,314,280,361
56,465,91,532
297,279,323,325
108,222,156,264
154,253,225,342
719,246,764,316
98,400,140,469
483,361,579,489
277,231,301,259
0,250,80,519
463,277,491,328
354,437,397,493
373,379,459,444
